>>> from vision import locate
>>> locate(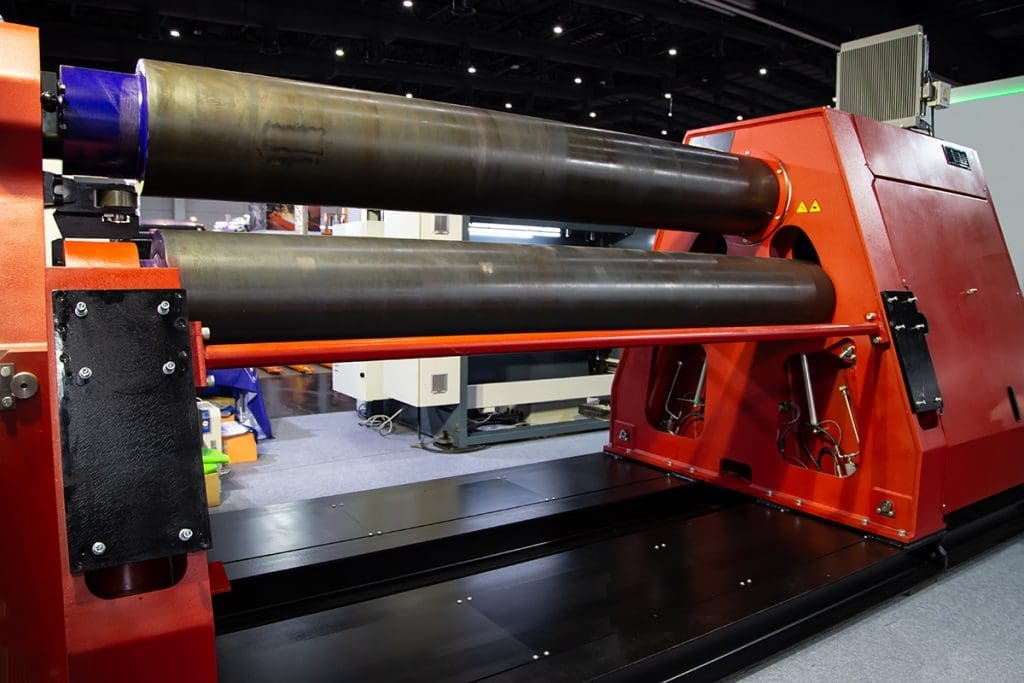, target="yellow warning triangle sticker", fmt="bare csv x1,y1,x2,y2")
796,201,808,213
809,200,822,213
